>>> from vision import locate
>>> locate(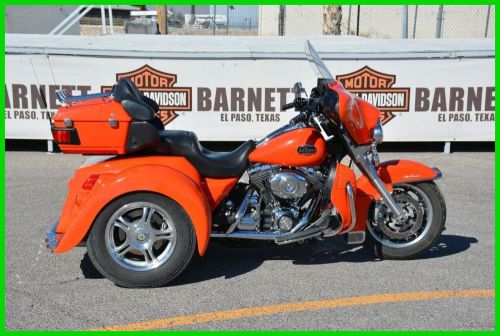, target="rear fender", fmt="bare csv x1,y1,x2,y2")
55,159,211,255
352,159,441,232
